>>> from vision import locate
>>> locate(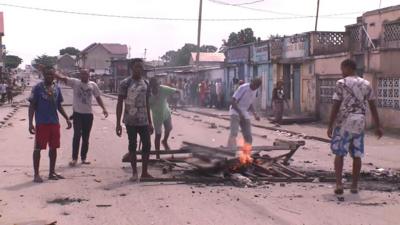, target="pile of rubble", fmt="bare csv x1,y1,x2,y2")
125,139,338,186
